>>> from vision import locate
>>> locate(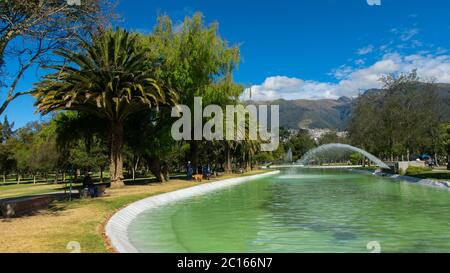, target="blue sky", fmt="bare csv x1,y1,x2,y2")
3,0,450,127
